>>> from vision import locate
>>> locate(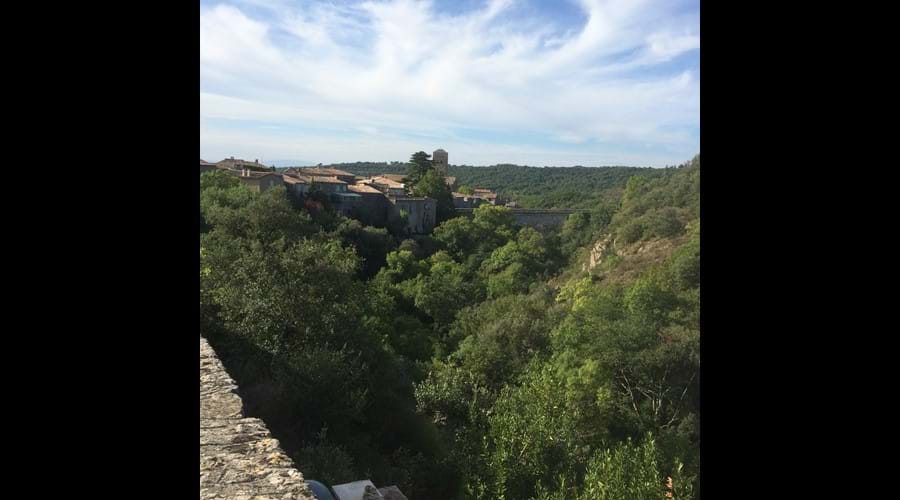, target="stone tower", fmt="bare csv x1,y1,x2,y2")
433,148,448,176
